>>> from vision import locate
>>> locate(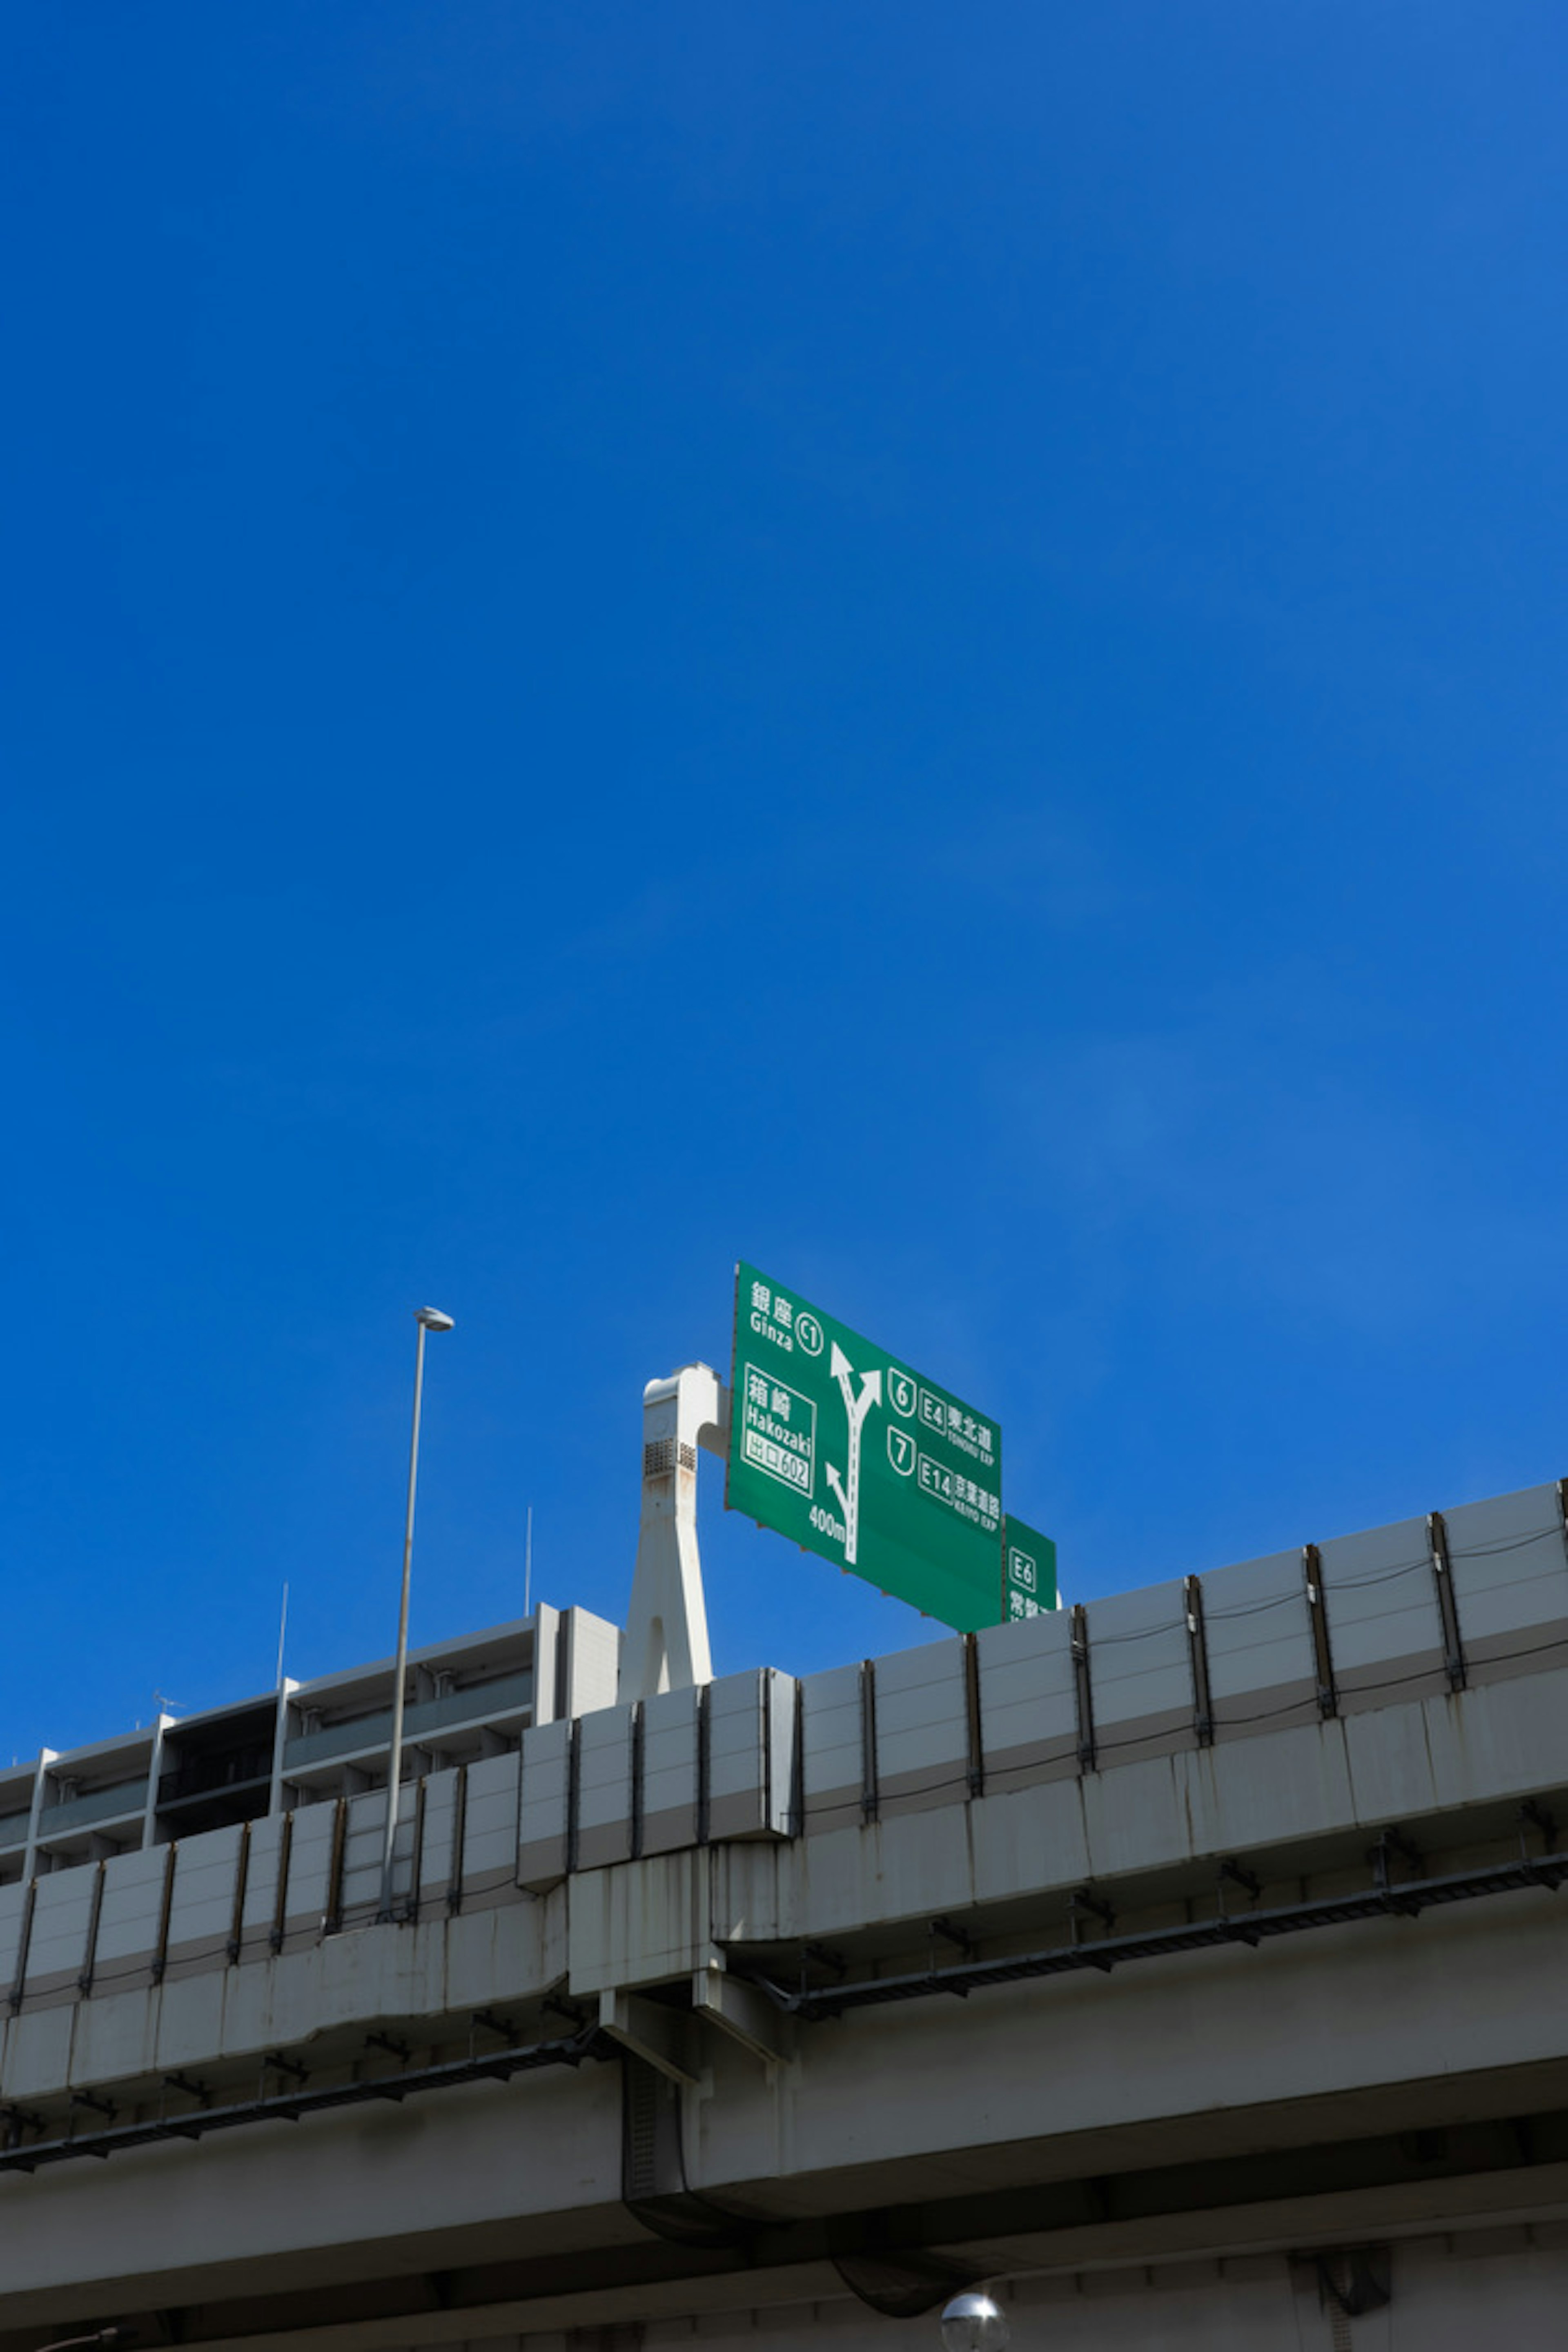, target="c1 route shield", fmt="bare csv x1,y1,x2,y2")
726,1262,1005,1633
